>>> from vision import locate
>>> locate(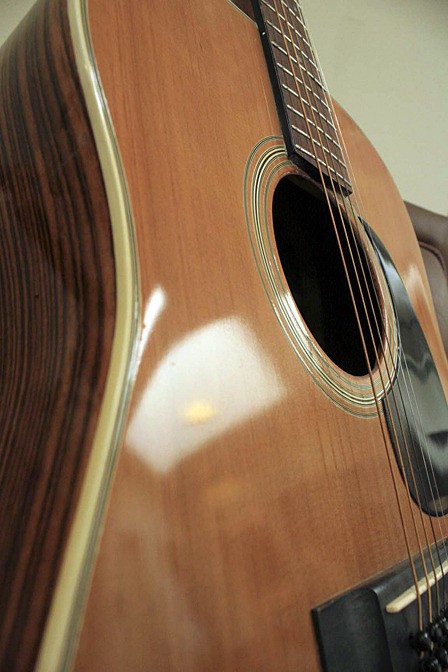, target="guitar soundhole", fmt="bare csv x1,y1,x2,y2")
273,175,383,377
